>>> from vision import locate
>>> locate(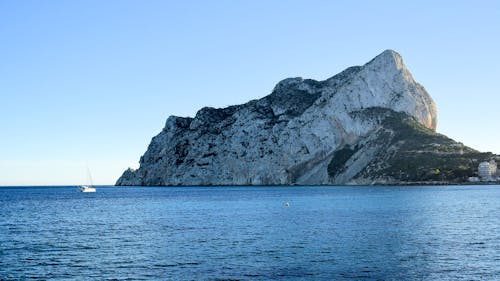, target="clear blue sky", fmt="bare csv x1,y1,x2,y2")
1,0,499,185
